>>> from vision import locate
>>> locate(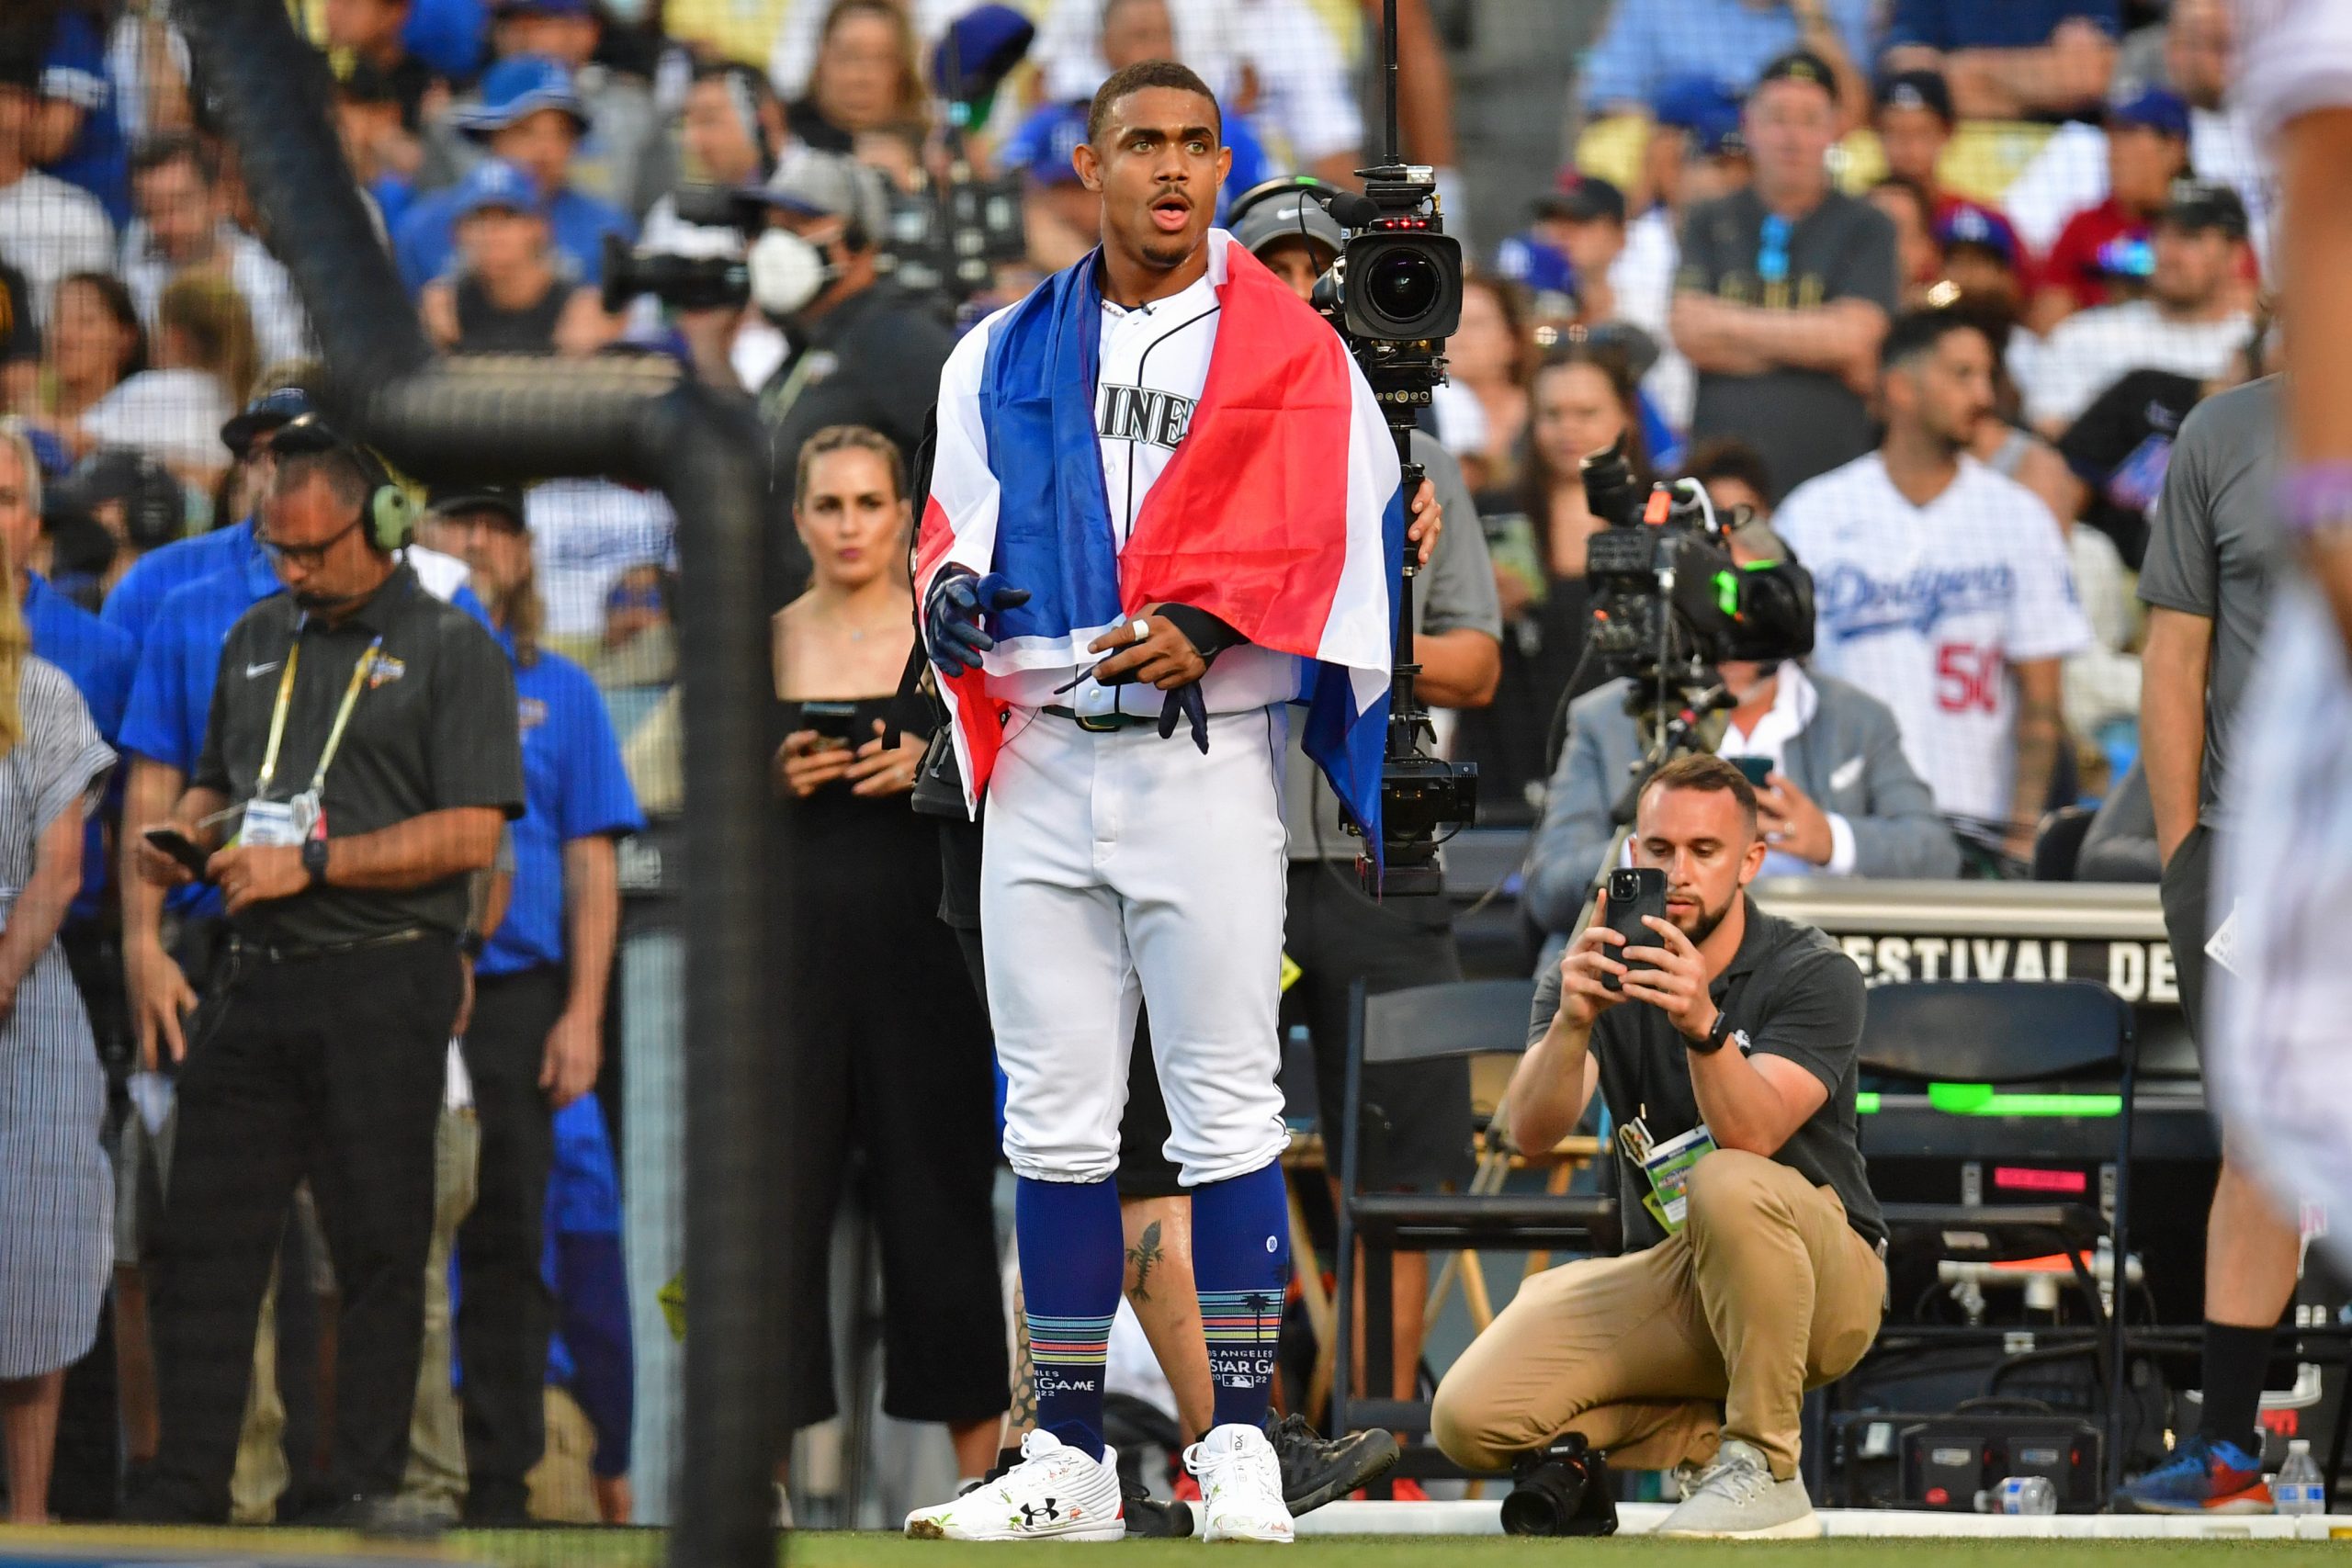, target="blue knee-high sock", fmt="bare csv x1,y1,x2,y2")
1192,1160,1291,1431
1016,1175,1124,1461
